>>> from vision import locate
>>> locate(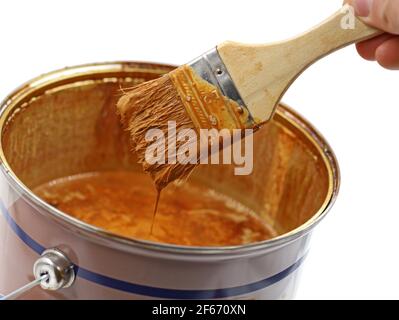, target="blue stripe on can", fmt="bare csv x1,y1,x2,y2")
0,201,305,299
1,202,45,255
